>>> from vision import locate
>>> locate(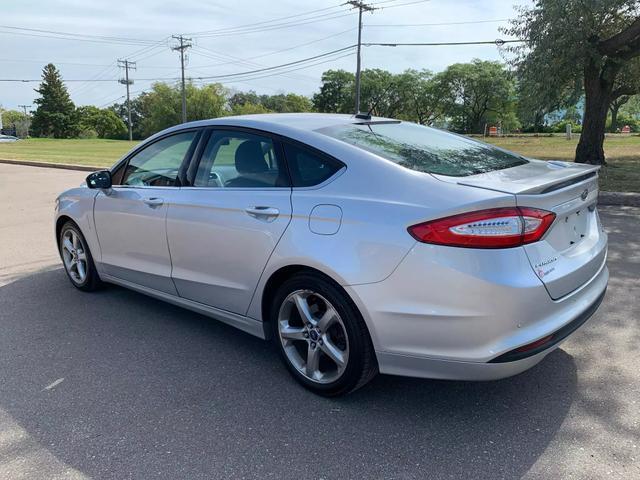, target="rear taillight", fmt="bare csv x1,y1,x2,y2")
408,207,556,249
